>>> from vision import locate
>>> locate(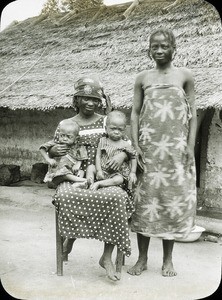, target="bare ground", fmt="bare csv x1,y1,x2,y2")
0,182,221,300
